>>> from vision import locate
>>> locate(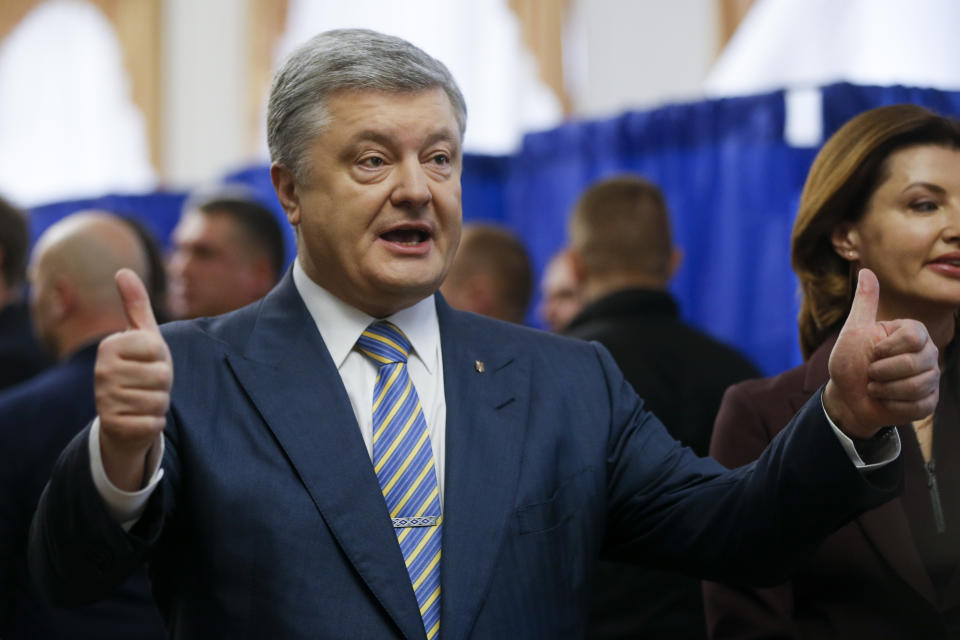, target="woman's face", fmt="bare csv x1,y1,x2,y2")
833,144,960,322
